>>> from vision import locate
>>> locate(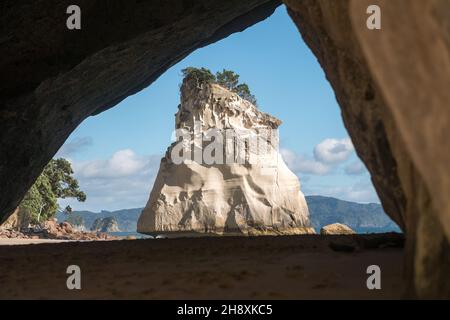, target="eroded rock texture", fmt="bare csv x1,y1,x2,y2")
138,78,312,236
0,0,281,222
284,0,450,298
